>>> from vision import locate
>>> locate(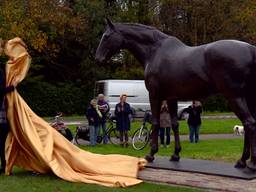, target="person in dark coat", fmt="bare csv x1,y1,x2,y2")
86,99,101,146
115,94,132,147
97,94,109,144
0,63,15,174
159,100,171,148
184,101,202,143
